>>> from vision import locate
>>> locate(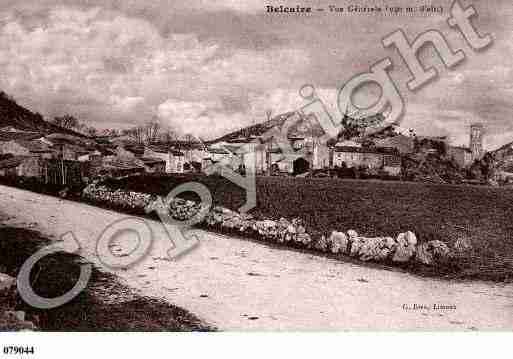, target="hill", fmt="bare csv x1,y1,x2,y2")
213,110,406,146
0,91,85,137
489,141,513,170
